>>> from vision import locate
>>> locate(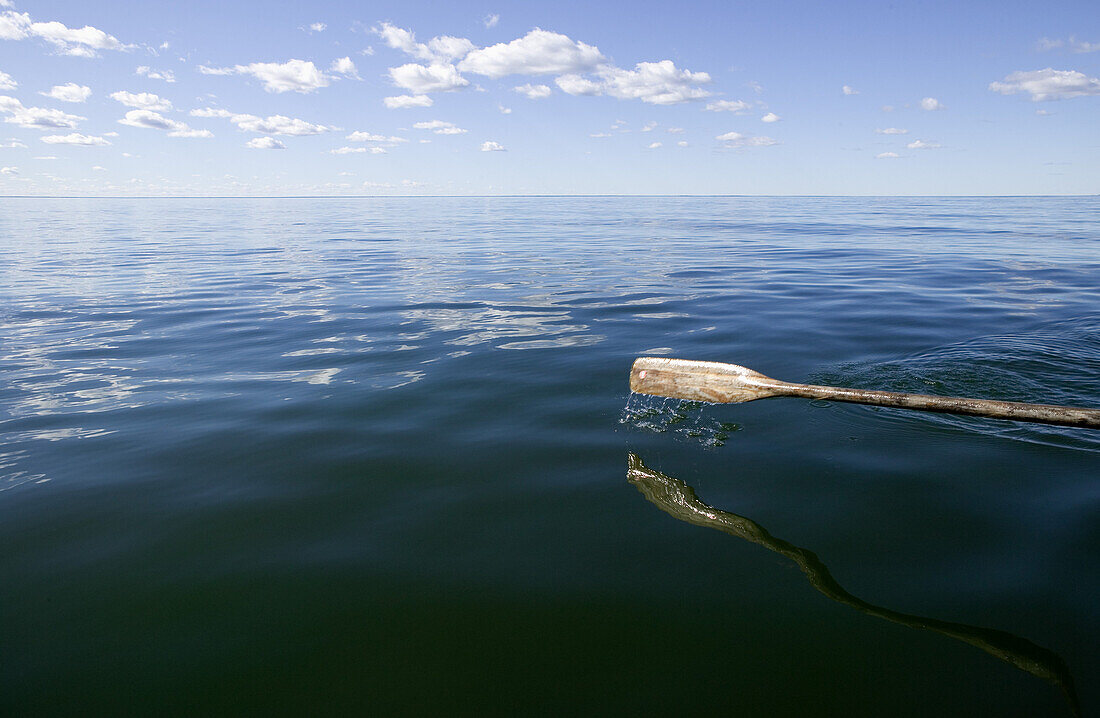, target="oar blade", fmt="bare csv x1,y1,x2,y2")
630,357,780,403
